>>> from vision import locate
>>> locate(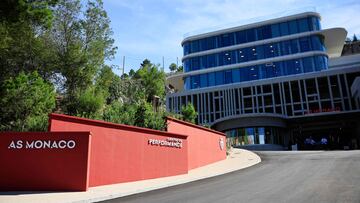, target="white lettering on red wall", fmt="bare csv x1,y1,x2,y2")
8,140,76,149
148,137,183,148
